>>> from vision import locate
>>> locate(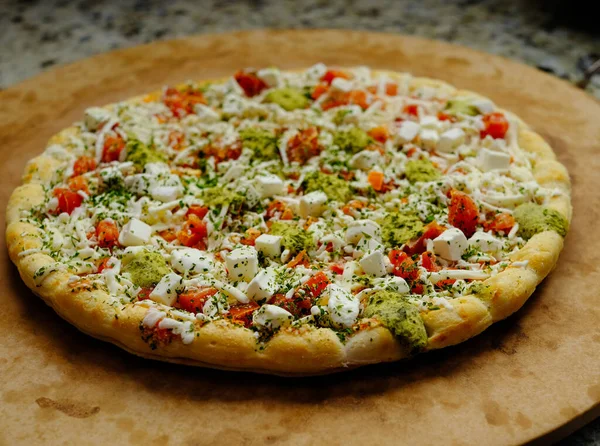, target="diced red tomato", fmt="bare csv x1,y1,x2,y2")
348,90,369,109
102,134,126,163
367,125,390,143
204,141,242,164
72,156,97,176
312,84,329,100
54,188,83,215
330,264,344,275
162,87,207,118
367,83,398,96
342,200,366,216
403,104,419,117
177,214,208,248
153,327,175,344
287,127,321,164
287,250,311,268
435,279,457,290
158,228,178,242
168,131,185,150
97,258,111,273
96,220,119,249
481,112,509,139
437,112,455,122
178,288,218,314
265,200,293,220
271,272,330,317
137,287,154,301
300,271,330,299
234,70,268,97
389,249,419,281
67,175,89,194
448,189,479,238
186,205,209,220
321,69,351,85
321,91,350,111
404,221,446,255
368,171,385,192
228,302,260,328
420,251,440,272
483,212,515,234
240,228,261,246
